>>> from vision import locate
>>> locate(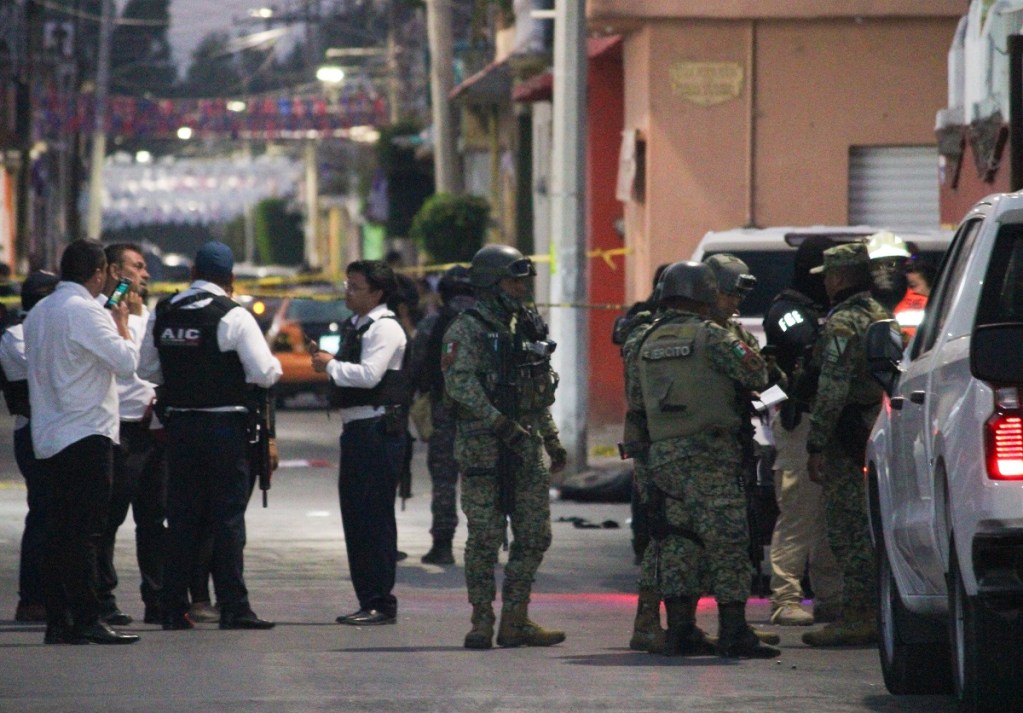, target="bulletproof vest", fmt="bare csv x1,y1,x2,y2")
154,293,248,408
329,315,410,409
764,289,821,380
422,306,460,400
0,360,29,418
467,307,559,416
637,317,740,442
